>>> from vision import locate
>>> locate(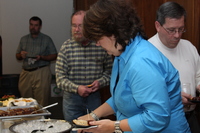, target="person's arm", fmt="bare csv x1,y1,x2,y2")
195,49,200,91
56,44,79,93
56,52,92,96
80,102,132,132
16,38,27,60
16,53,23,60
16,51,28,60
36,54,57,61
78,102,115,120
92,102,114,118
39,36,57,61
89,52,113,92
